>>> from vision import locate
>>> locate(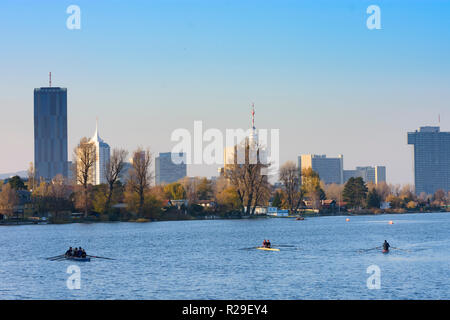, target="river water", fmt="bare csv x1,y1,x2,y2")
0,212,449,299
